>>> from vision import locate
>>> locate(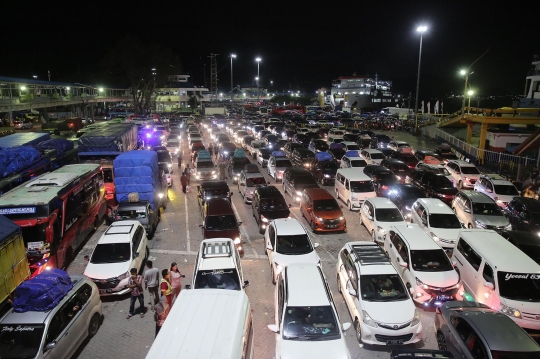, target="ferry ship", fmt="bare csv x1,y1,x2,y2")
330,73,398,111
